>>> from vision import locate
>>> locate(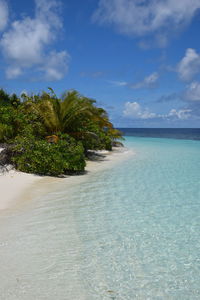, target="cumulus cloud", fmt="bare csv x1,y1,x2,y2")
40,51,70,81
93,0,200,45
184,81,200,101
123,102,156,119
168,108,192,119
0,0,8,32
0,0,69,80
123,101,192,120
177,48,200,81
131,72,159,89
